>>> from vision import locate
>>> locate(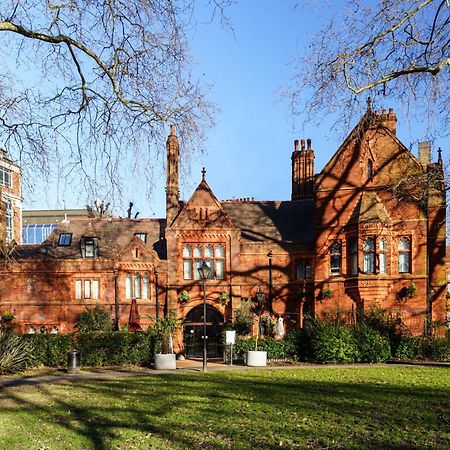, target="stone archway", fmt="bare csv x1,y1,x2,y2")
183,304,224,358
